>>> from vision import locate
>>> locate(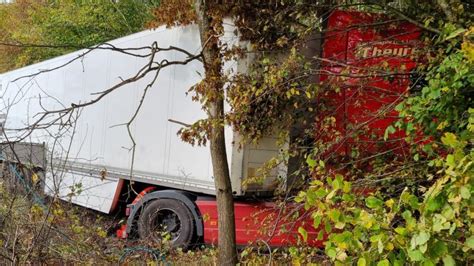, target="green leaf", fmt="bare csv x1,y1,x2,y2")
429,88,441,99
333,231,351,244
319,160,325,168
408,249,425,261
402,210,413,221
306,156,317,168
466,236,474,249
332,174,344,189
433,214,449,232
332,175,343,190
411,231,431,248
459,186,471,199
295,191,305,203
395,227,408,236
445,28,466,40
342,193,354,202
370,234,383,243
342,181,351,193
317,230,324,240
313,214,322,228
366,196,384,209
378,240,384,254
377,259,390,266
306,190,318,205
441,133,458,148
289,246,298,257
298,226,308,242
441,206,454,220
414,153,420,161
442,255,455,266
384,125,396,140
428,240,448,258
426,196,444,212
315,188,328,198
407,195,420,209
325,221,332,233
326,189,337,201
423,260,436,266
401,190,411,202
393,259,405,266
327,248,337,260
329,209,341,223
395,102,404,112
357,258,367,266
446,154,456,168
